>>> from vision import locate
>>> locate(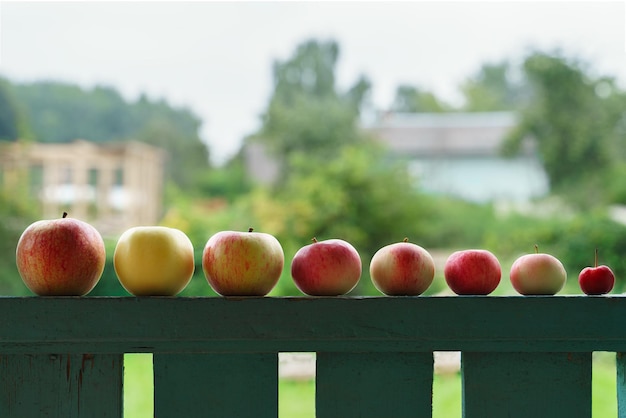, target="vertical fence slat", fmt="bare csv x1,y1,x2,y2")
462,352,591,418
0,353,123,418
153,353,278,418
315,352,433,418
